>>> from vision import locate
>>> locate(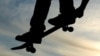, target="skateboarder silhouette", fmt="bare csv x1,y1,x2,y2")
11,0,89,53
